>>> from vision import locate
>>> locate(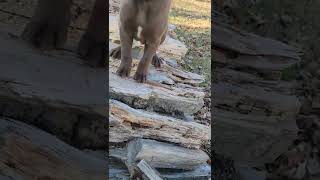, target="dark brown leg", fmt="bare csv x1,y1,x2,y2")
134,43,159,83
151,54,163,68
78,0,107,67
111,45,163,68
21,0,72,49
151,31,166,68
116,26,133,77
